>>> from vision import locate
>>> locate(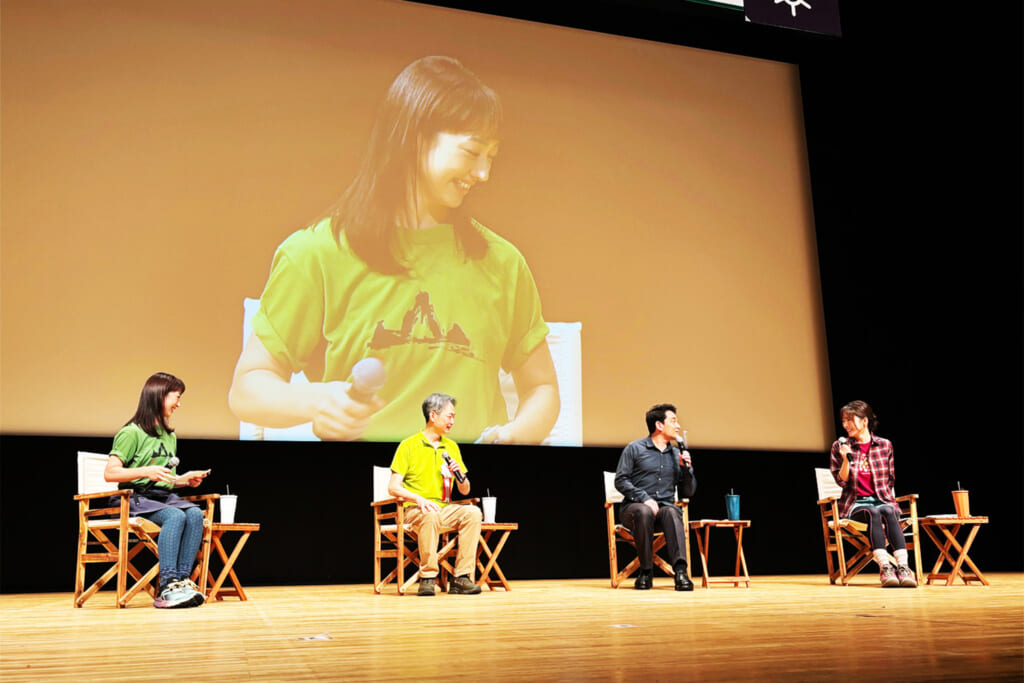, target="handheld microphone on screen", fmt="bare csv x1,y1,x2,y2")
441,450,466,484
140,455,179,493
347,357,386,403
